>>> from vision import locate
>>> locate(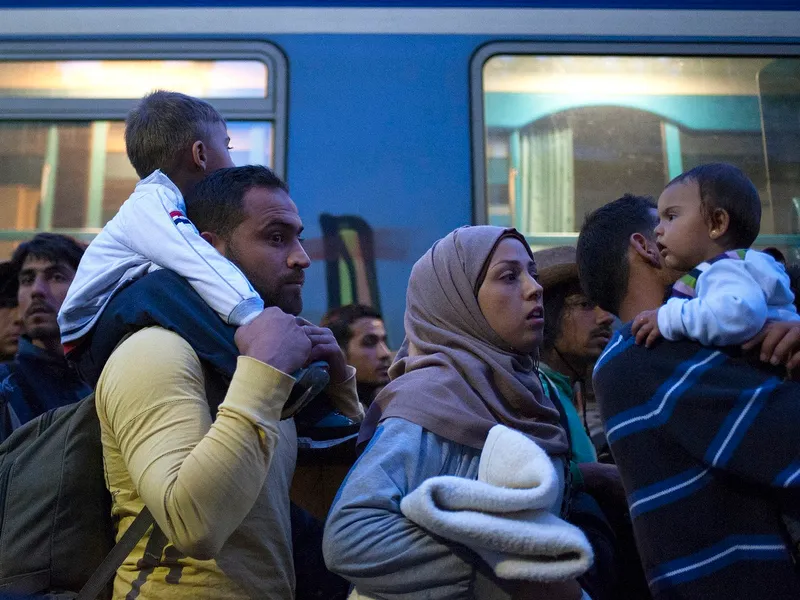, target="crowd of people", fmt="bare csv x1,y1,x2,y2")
0,89,797,600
